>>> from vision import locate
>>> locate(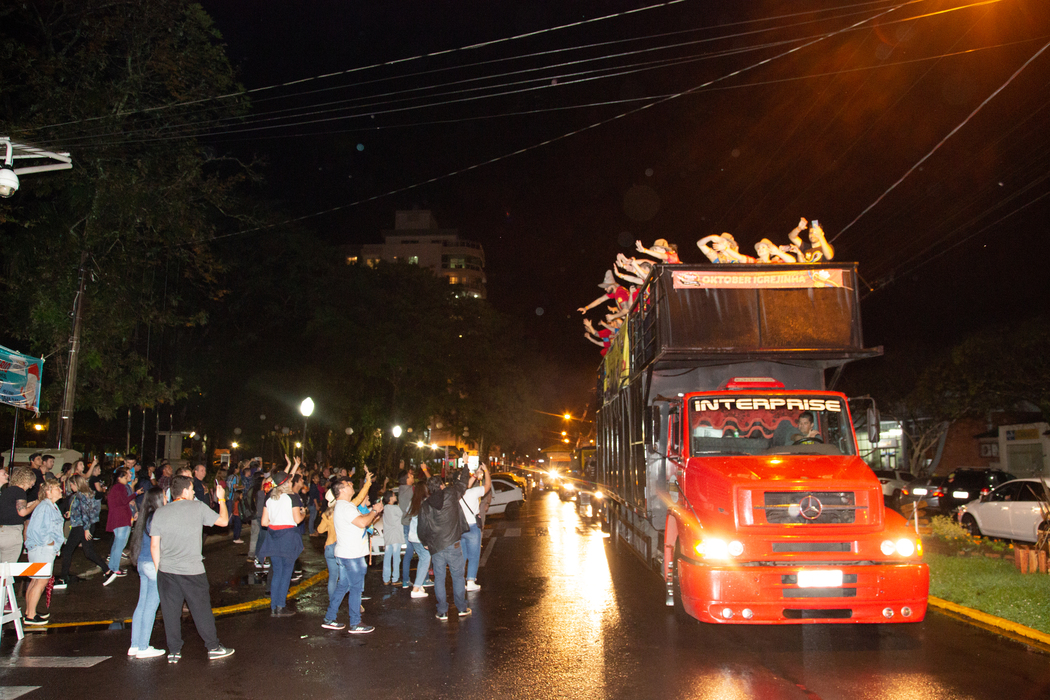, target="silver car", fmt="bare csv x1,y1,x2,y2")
959,478,1050,543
